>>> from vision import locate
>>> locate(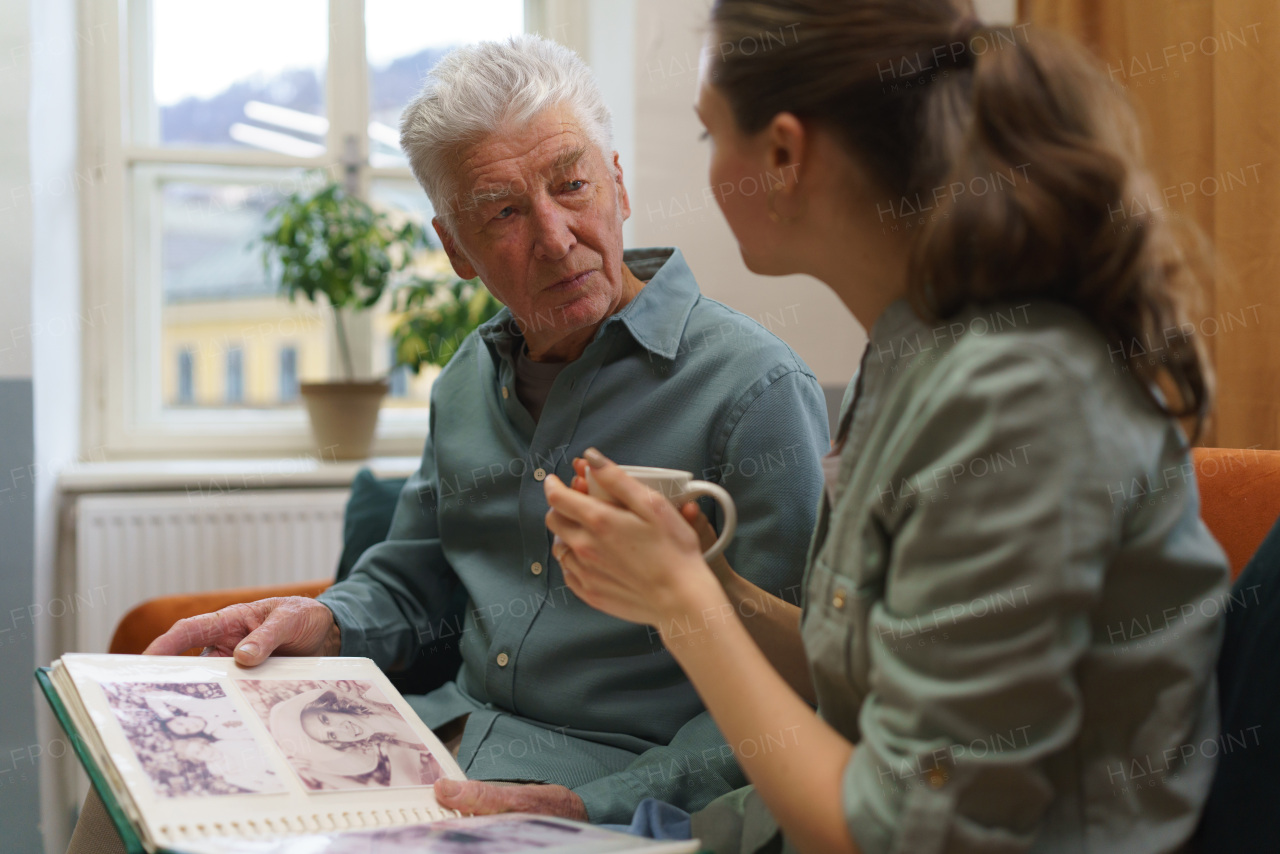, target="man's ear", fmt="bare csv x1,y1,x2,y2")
432,218,478,280
611,151,632,222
